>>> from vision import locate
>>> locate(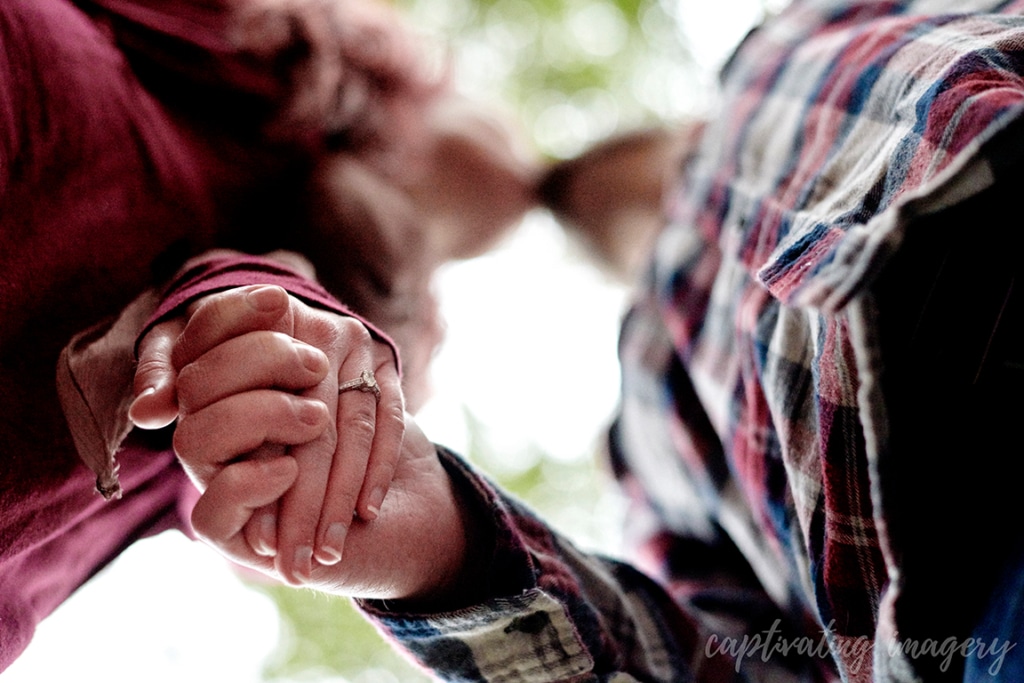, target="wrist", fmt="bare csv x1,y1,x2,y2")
389,449,496,612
